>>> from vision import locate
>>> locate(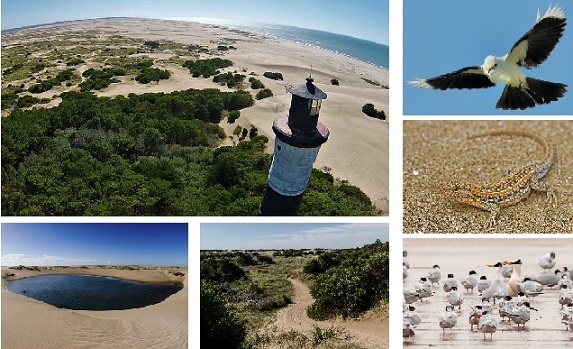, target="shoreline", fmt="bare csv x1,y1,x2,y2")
1,266,188,348
1,17,389,212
